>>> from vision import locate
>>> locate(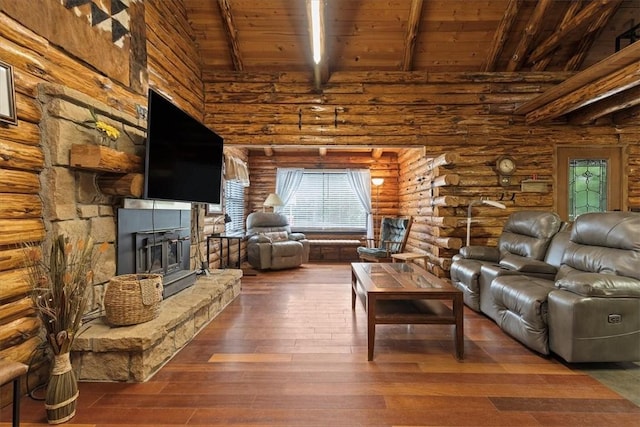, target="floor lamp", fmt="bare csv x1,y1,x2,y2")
372,177,384,214
466,199,506,247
